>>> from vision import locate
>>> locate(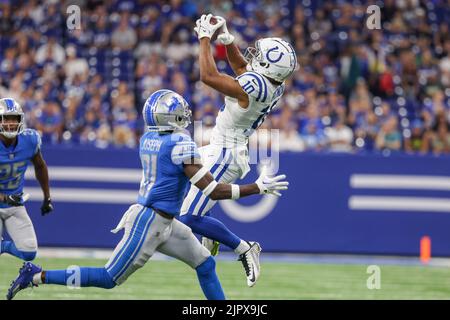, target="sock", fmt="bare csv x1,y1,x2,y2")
178,214,241,250
234,240,251,255
196,256,225,300
44,267,116,289
33,272,43,285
